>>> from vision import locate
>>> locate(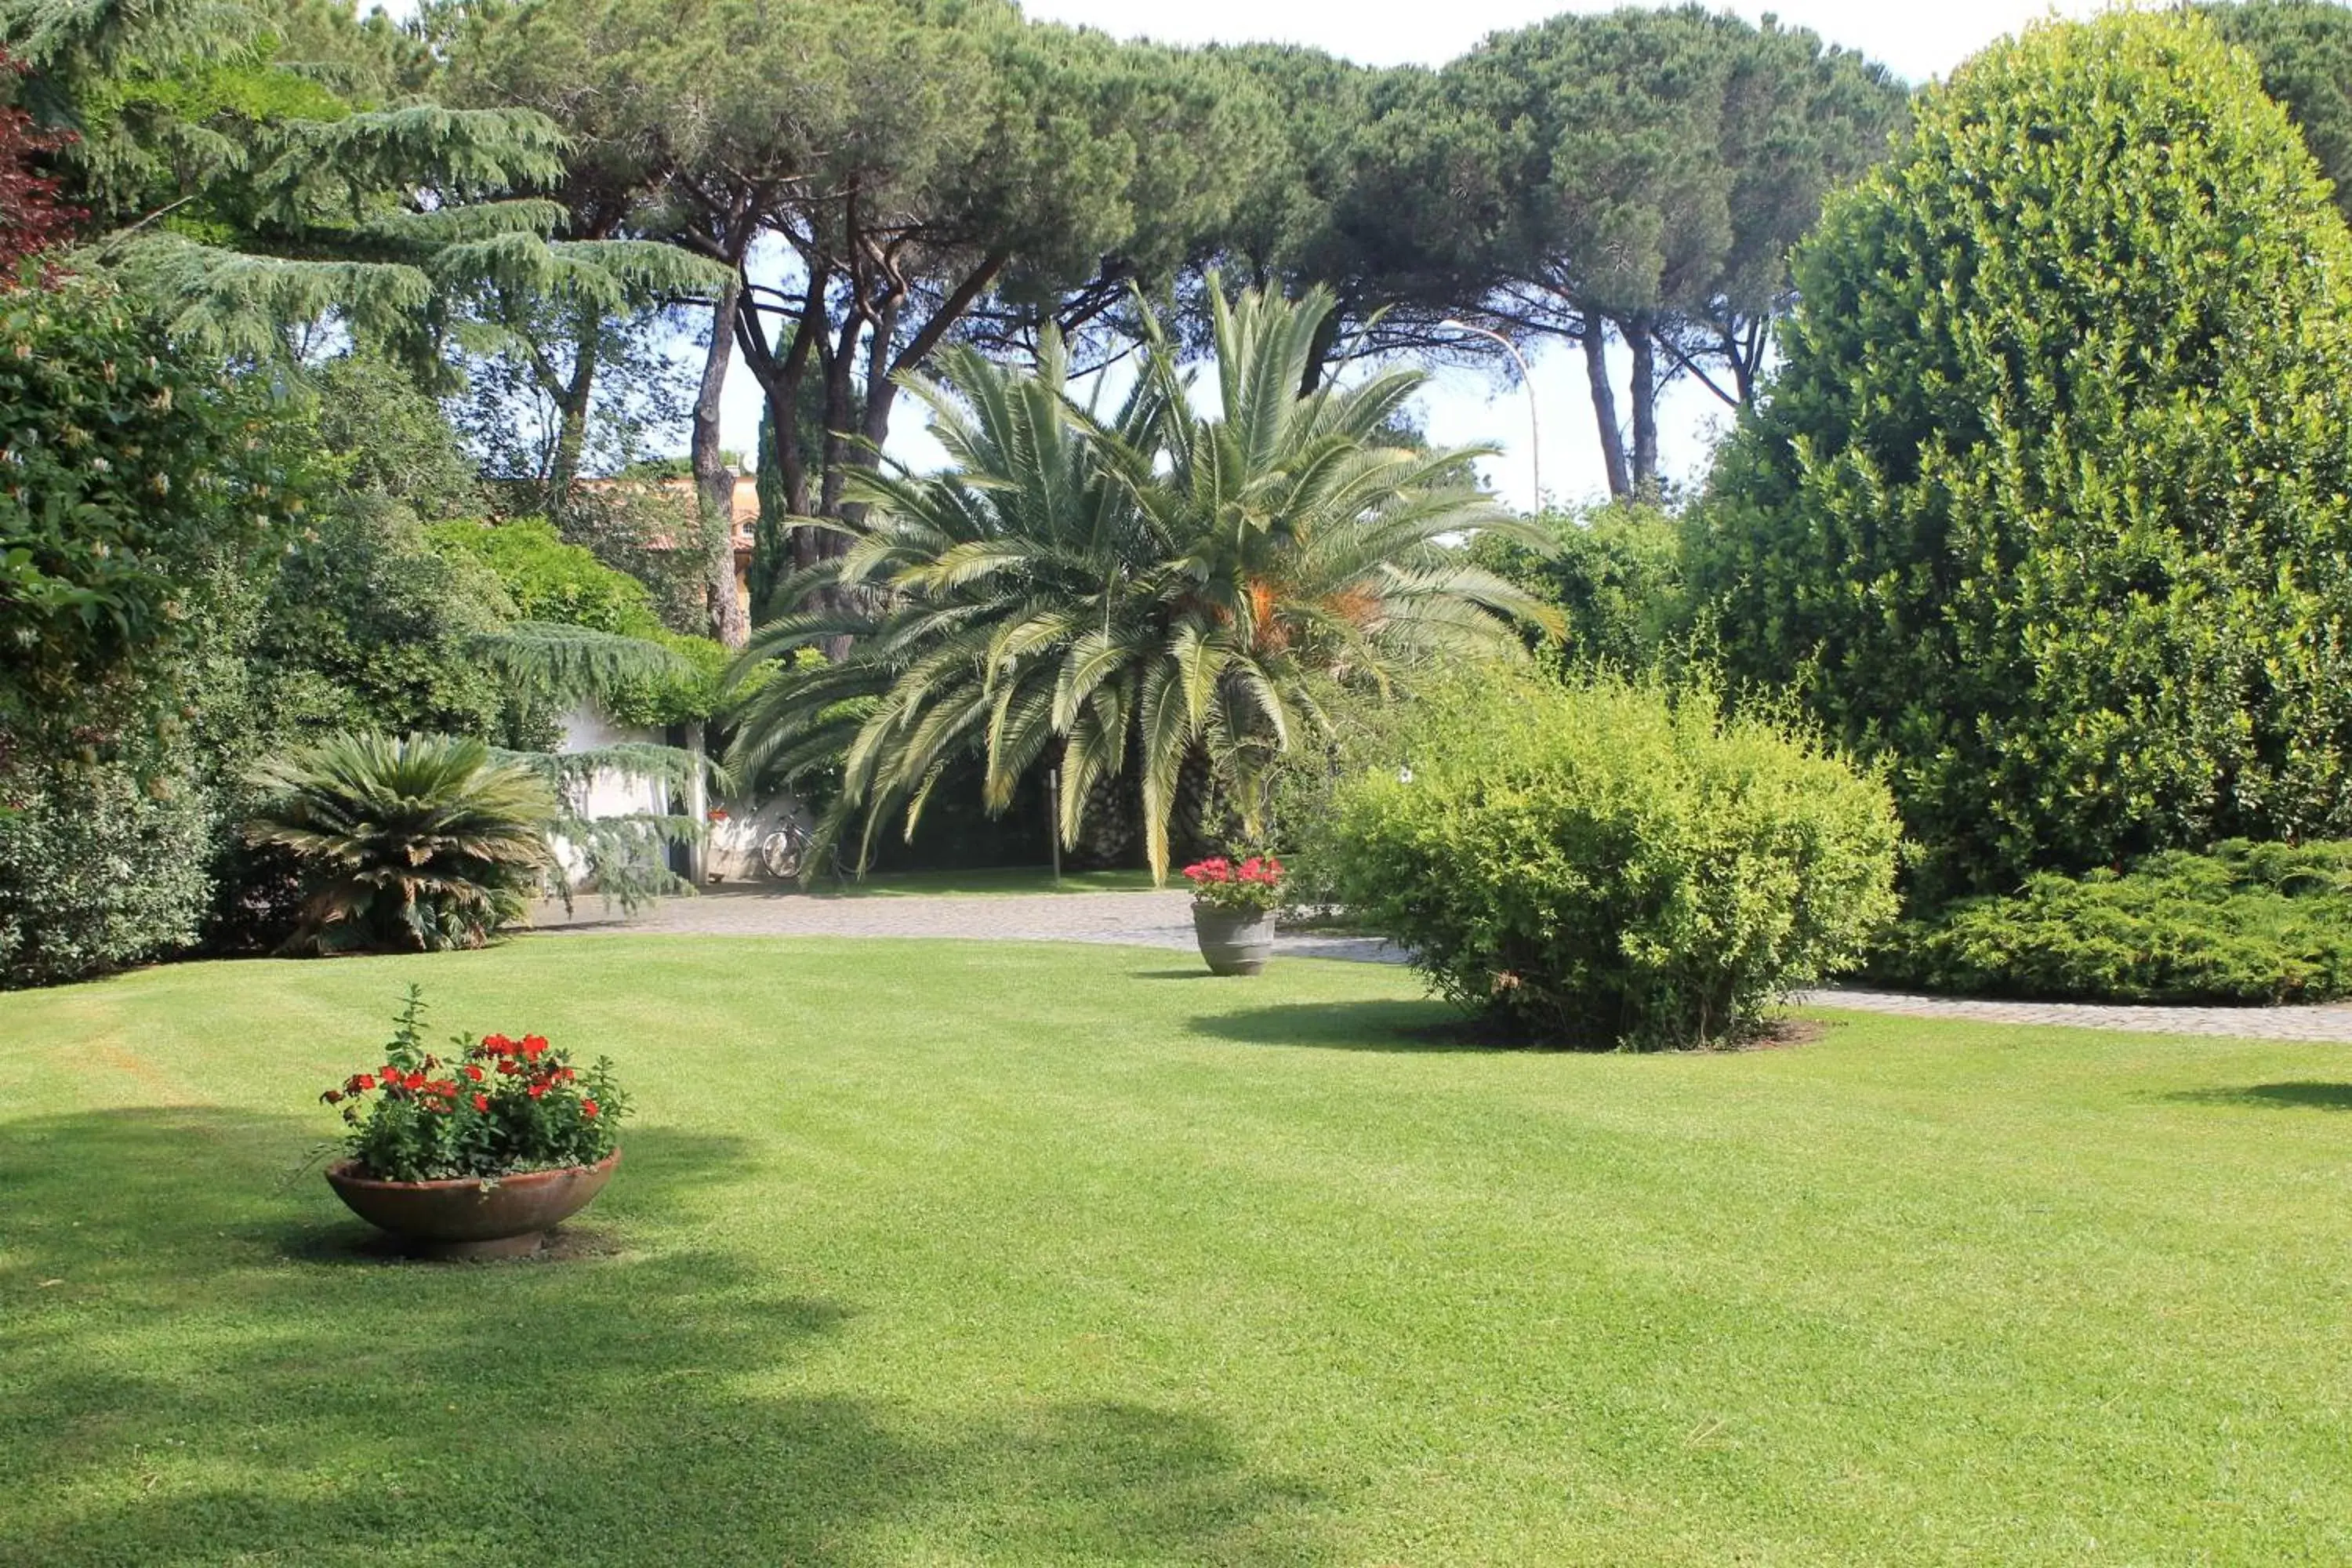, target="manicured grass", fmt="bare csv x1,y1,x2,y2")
5,938,2350,1565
